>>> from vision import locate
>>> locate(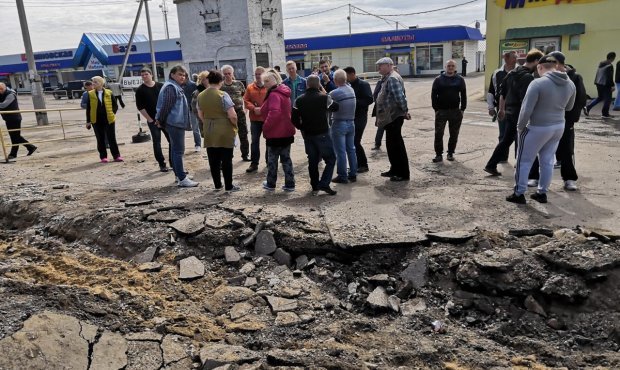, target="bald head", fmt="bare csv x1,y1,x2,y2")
0,83,7,94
